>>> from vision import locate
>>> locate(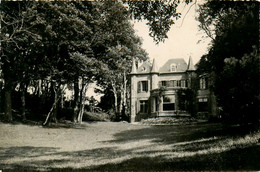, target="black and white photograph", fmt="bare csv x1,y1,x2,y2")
0,0,259,171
